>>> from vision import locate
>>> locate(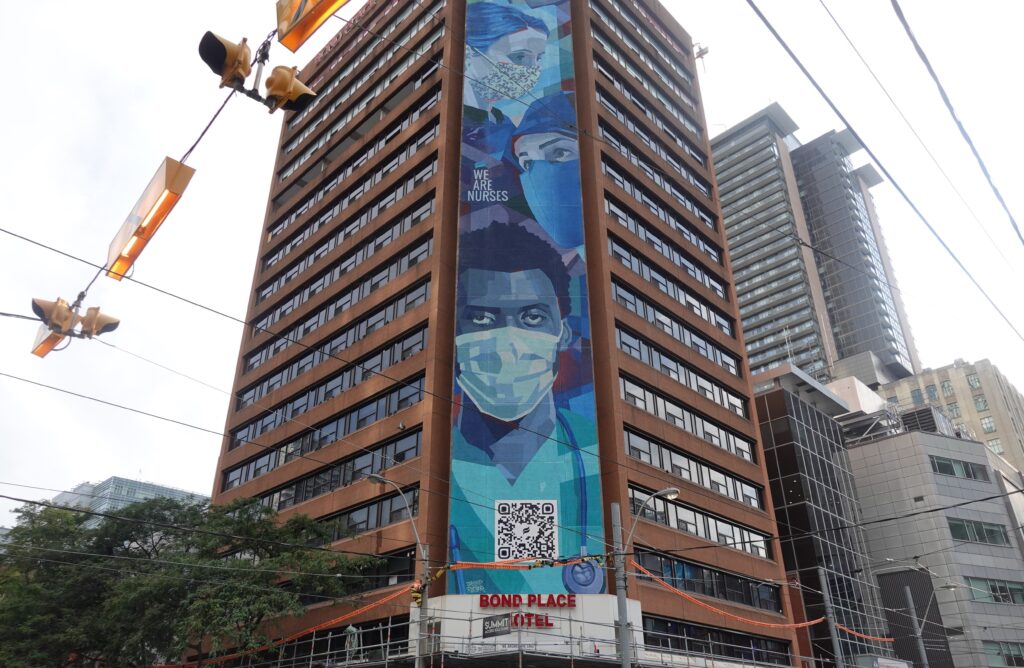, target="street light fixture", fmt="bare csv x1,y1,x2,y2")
366,473,429,668
905,581,961,668
612,487,679,668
